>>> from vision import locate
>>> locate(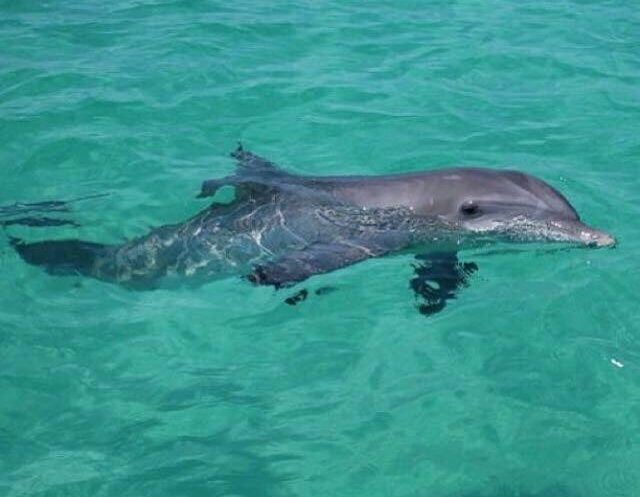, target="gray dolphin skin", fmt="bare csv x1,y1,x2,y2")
11,145,614,314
